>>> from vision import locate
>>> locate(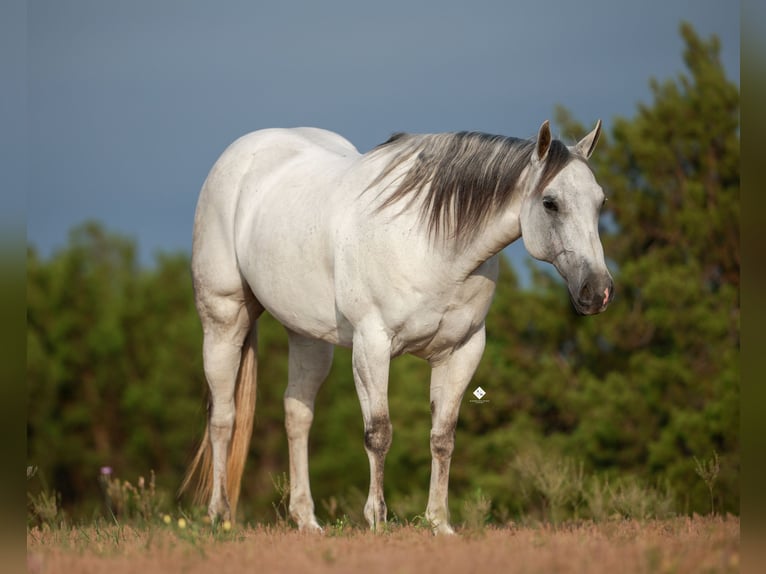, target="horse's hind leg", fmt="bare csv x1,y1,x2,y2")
284,331,333,531
197,289,259,521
